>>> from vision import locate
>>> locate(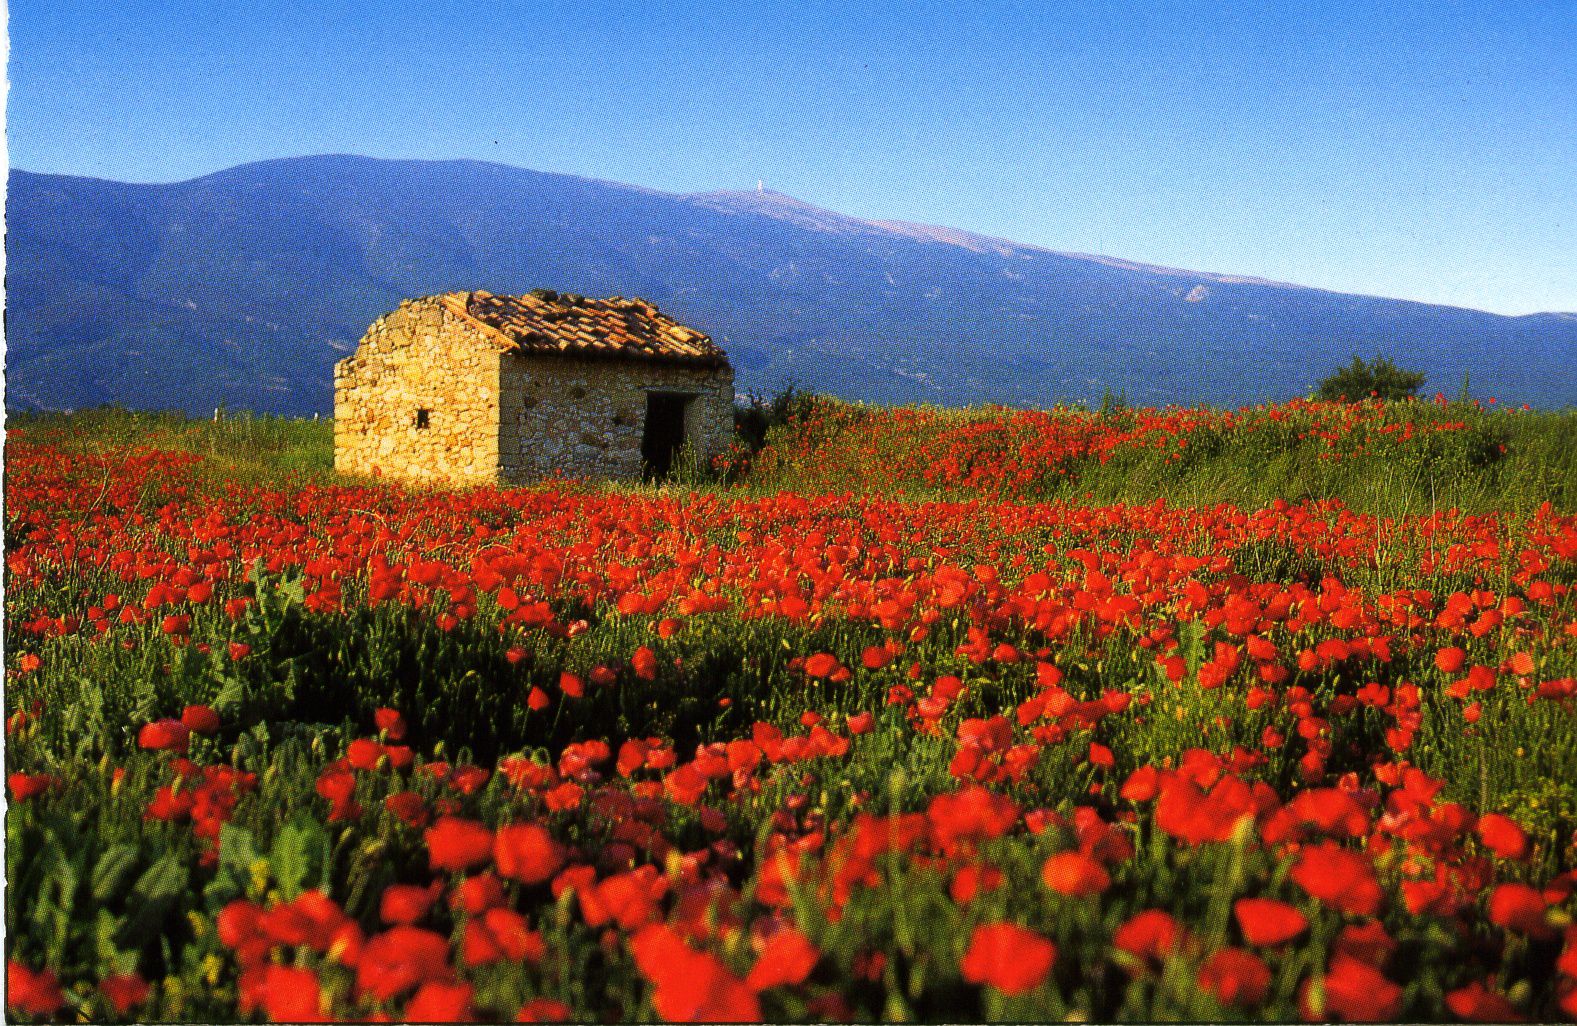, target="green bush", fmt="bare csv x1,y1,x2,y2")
1316,355,1427,402
732,383,814,454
